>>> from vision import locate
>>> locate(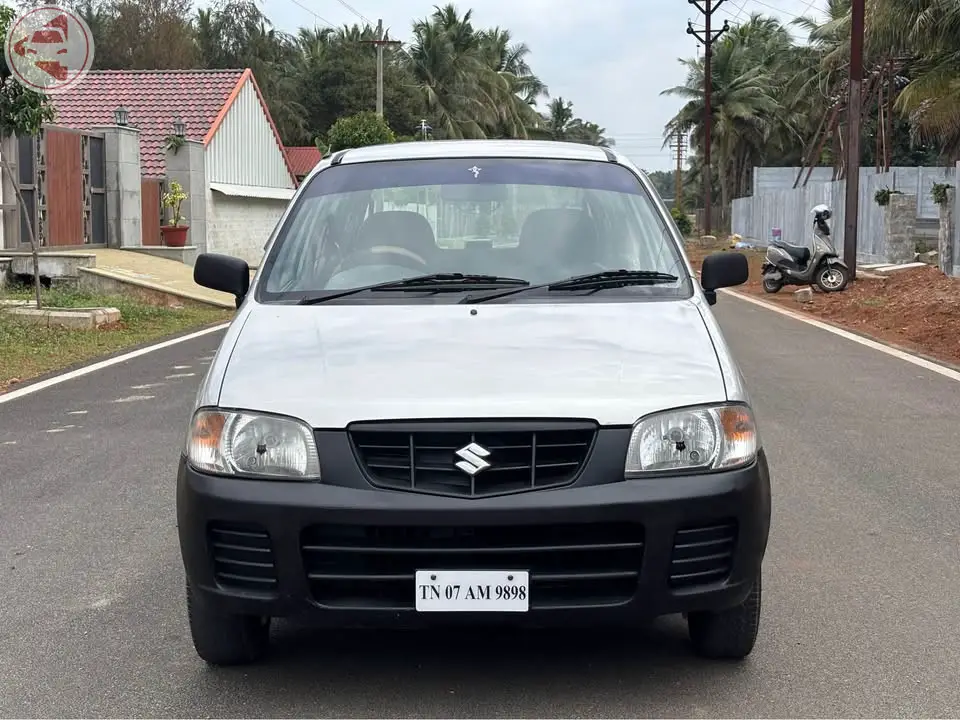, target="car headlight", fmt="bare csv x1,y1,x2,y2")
186,408,321,479
624,403,758,475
